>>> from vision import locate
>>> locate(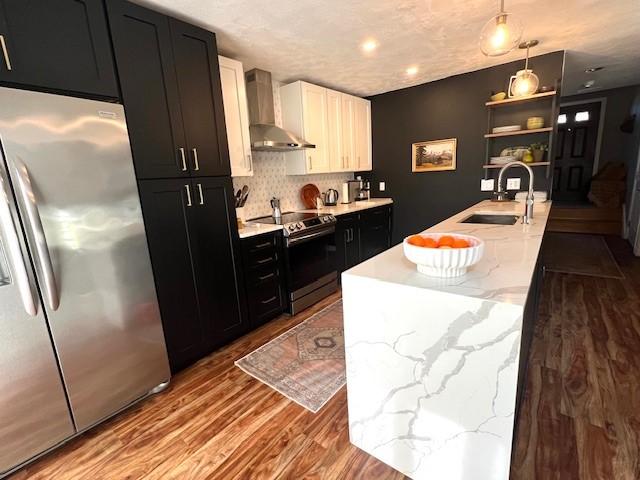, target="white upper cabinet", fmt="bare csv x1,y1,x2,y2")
354,97,372,171
281,81,329,174
218,55,253,177
326,89,343,172
280,81,371,175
